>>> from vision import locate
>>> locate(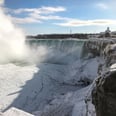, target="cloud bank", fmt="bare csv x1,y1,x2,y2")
5,5,116,28
55,19,116,27
95,0,116,10
96,3,109,10
6,6,67,24
13,6,66,14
